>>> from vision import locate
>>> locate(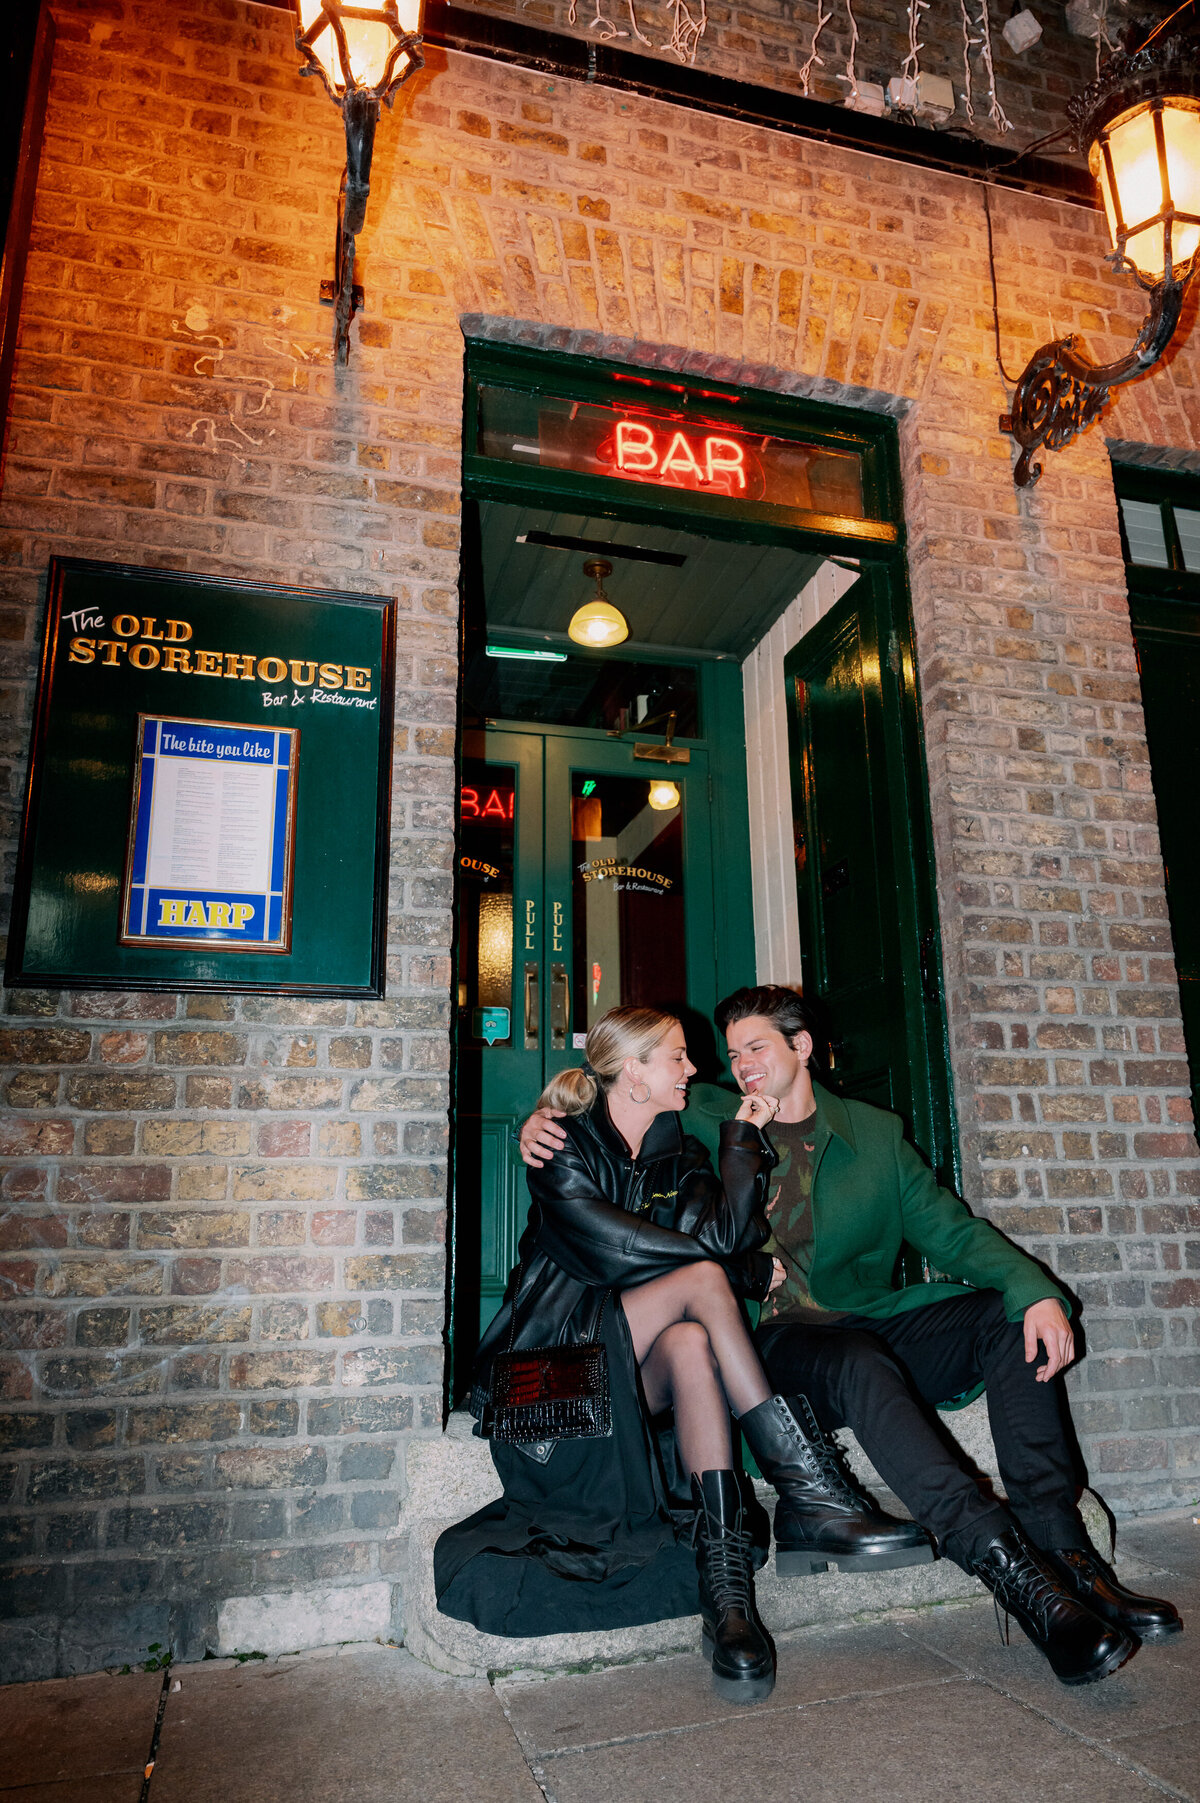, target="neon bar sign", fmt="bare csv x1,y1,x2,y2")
612,422,746,491
460,784,514,822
